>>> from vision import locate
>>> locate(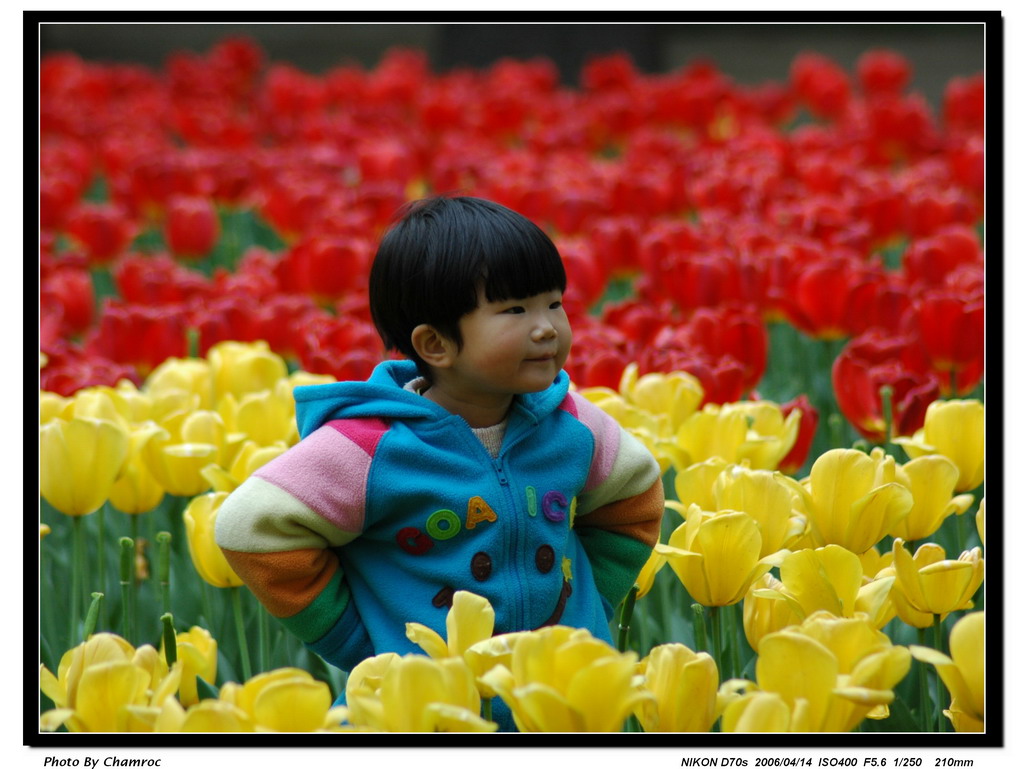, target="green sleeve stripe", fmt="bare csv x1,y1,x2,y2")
575,531,653,609
275,567,351,643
